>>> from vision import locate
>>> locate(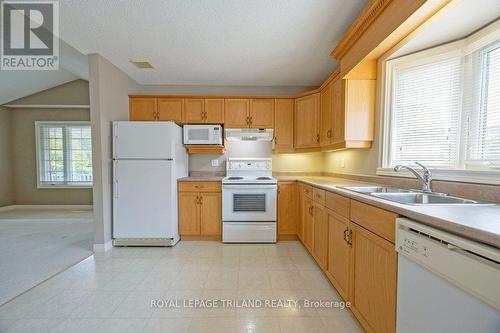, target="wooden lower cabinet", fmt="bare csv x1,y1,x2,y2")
303,196,314,252
178,192,200,235
199,192,221,236
326,210,351,300
312,202,328,270
178,182,221,239
297,184,304,241
277,182,298,239
295,182,398,333
350,223,397,333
